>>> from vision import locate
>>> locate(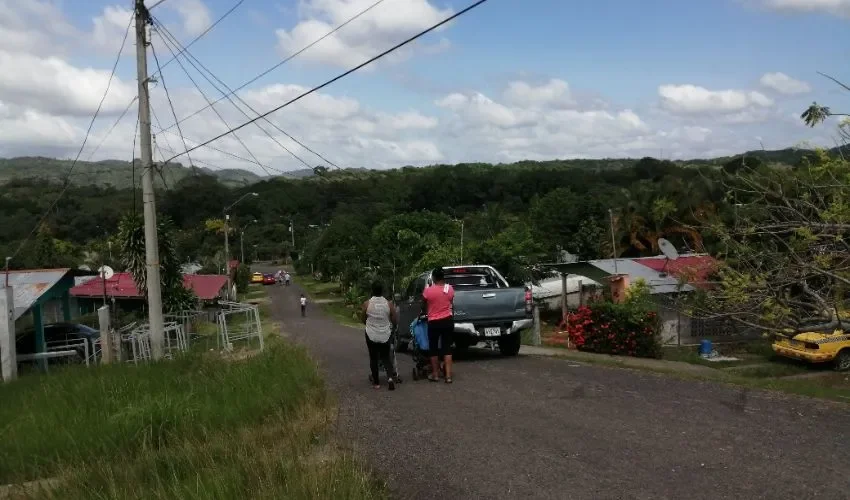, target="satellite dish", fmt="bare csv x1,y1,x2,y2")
98,265,115,280
658,238,680,261
78,265,92,271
